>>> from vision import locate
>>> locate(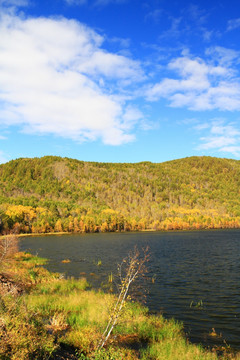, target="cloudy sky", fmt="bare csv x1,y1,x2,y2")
0,0,240,163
